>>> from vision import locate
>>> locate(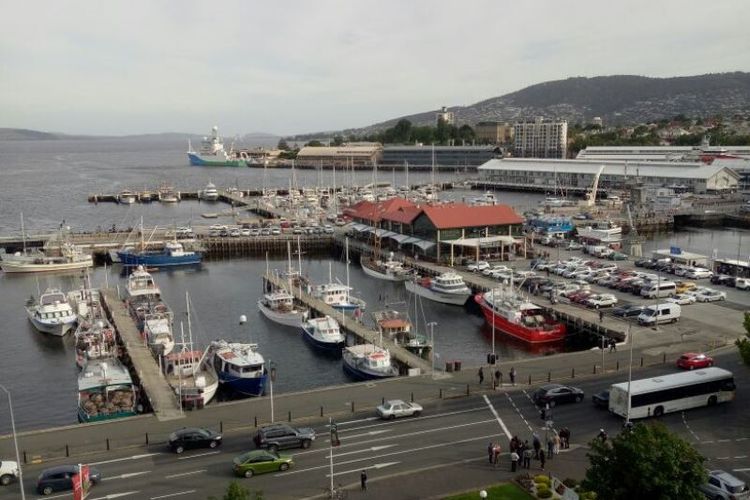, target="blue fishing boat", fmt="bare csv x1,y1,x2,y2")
210,340,267,397
526,215,574,236
117,241,202,267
